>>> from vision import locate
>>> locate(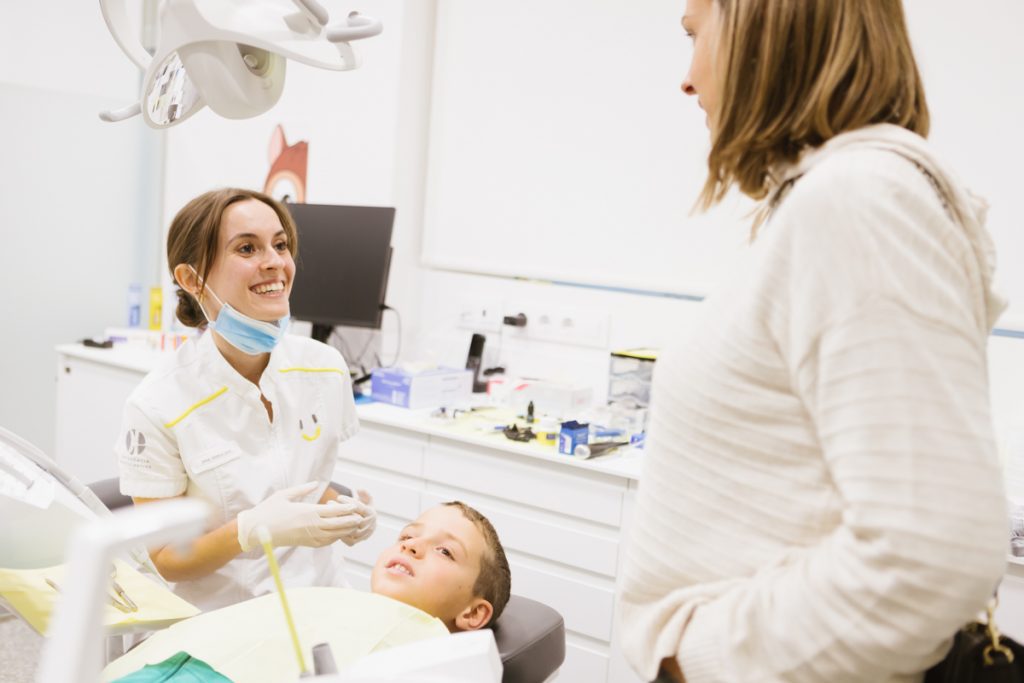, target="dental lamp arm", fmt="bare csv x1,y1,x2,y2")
133,495,245,582
36,498,209,683
291,0,329,27
99,0,153,70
